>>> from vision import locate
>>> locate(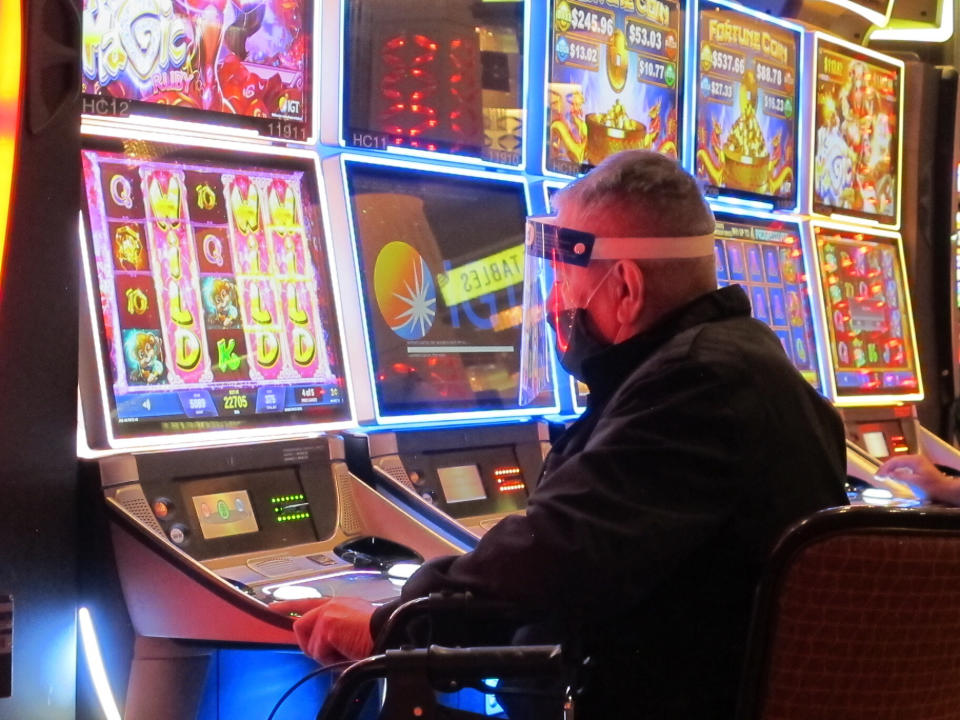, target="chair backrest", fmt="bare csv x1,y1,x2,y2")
737,505,960,720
